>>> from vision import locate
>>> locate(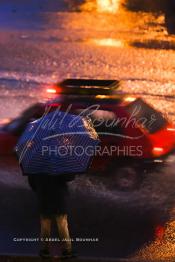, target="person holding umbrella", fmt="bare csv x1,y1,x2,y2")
16,109,99,259
28,174,73,259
